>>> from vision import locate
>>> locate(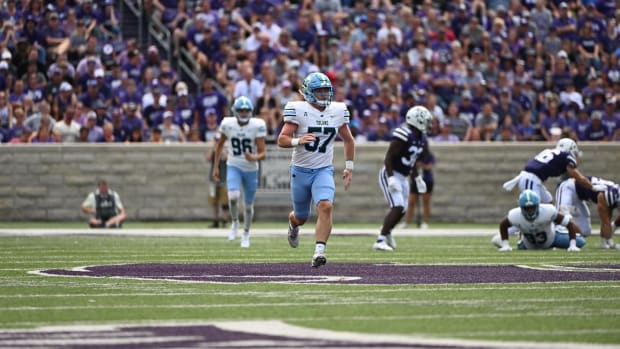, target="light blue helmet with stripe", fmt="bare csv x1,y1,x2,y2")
301,72,333,107
231,96,253,123
519,190,540,221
